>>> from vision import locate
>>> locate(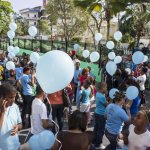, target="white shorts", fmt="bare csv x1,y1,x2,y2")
80,103,90,112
